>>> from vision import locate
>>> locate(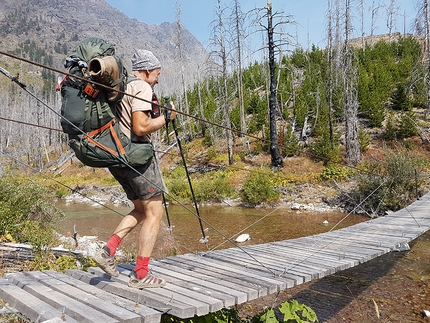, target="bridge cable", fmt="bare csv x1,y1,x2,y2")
0,71,278,274
0,52,426,275
279,179,388,276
